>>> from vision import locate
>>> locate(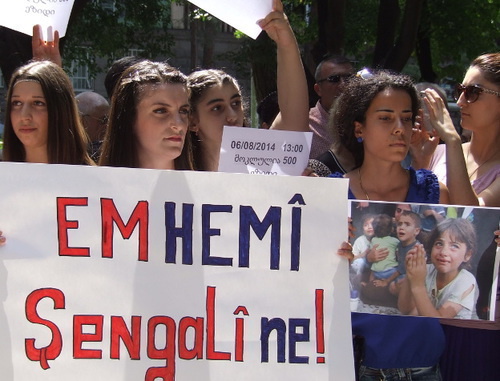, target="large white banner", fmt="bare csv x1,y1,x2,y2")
0,162,354,380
